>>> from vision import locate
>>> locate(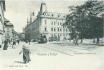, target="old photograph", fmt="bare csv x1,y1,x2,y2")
0,0,104,70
